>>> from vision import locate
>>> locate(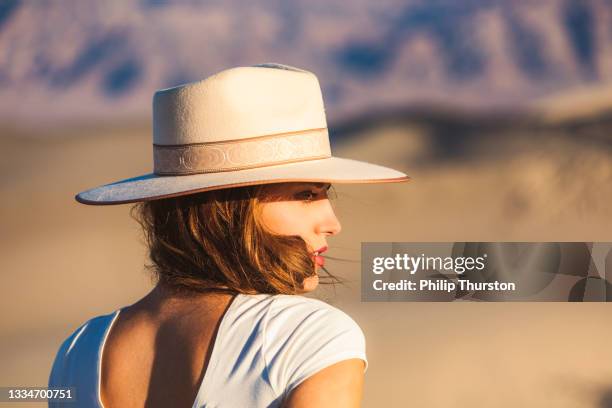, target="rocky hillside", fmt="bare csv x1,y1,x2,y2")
0,0,611,124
